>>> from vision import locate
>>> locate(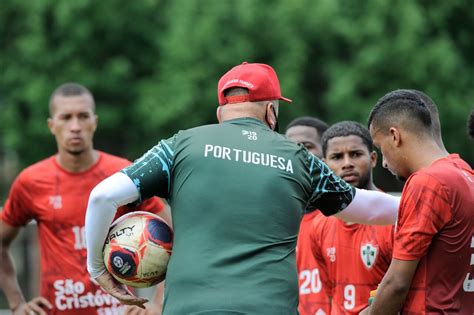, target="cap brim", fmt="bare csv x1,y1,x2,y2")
280,96,293,103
